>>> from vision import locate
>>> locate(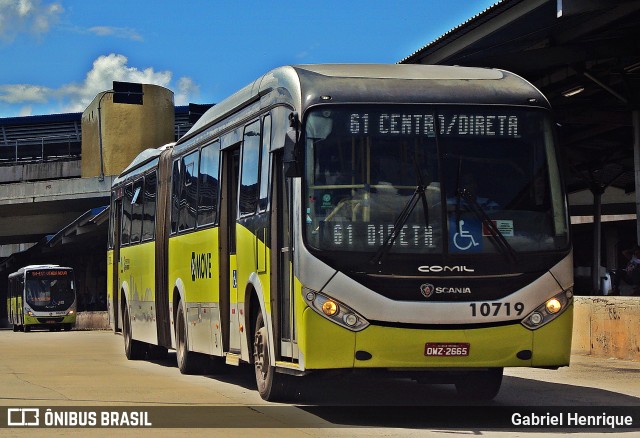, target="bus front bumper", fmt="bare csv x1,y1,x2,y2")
299,304,573,370
23,314,77,326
